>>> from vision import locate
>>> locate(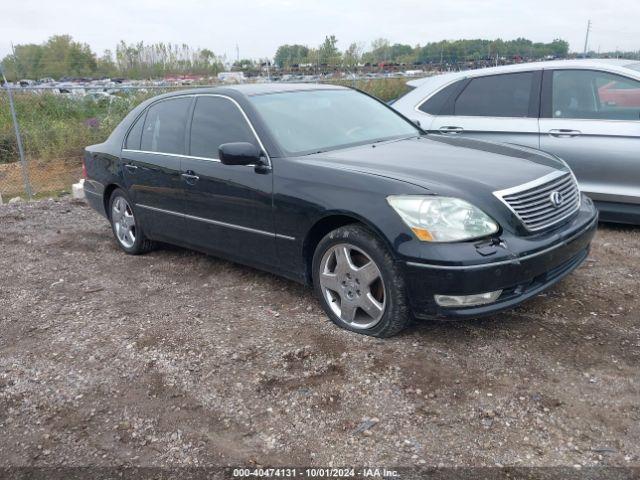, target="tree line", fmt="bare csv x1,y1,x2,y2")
274,37,571,68
4,33,637,81
1,35,226,81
